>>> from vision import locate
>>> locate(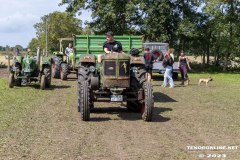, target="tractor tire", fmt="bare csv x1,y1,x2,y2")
127,65,146,112
8,73,14,88
51,57,61,78
43,67,51,88
141,82,154,122
15,64,22,86
78,66,91,84
16,79,22,86
40,75,46,90
60,63,68,80
78,81,90,121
